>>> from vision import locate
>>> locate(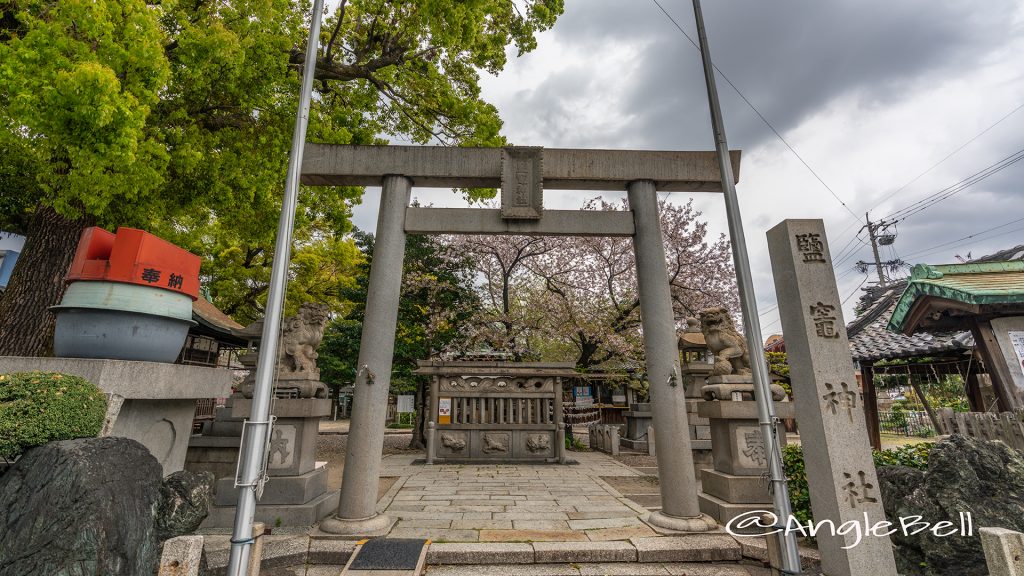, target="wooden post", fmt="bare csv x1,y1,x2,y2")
860,362,882,450
971,319,1020,411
